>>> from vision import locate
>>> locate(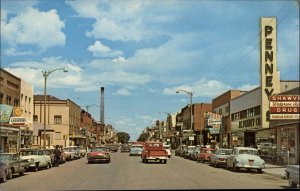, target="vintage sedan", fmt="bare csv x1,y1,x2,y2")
0,153,29,178
129,144,144,156
209,148,232,167
0,161,9,183
19,148,52,171
285,165,299,188
226,147,265,173
197,147,215,163
120,144,131,152
87,146,110,163
64,146,80,160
